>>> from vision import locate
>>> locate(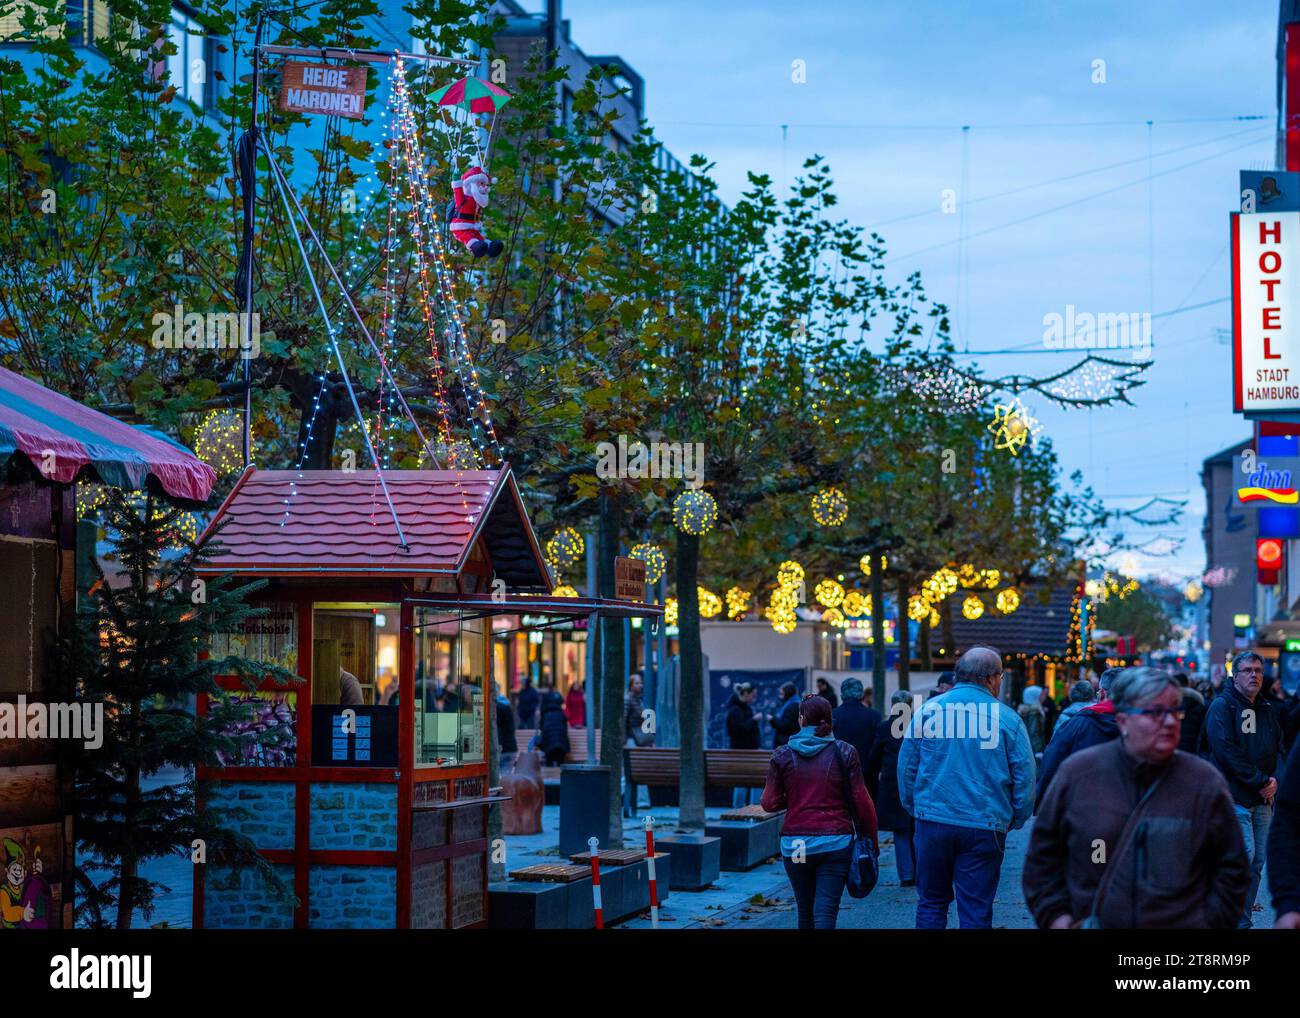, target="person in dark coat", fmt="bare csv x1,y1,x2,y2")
770,682,802,748
1204,651,1284,928
1040,688,1059,743
516,677,541,729
1269,750,1300,928
832,677,882,769
1034,668,1122,812
927,671,955,699
816,677,839,708
494,682,518,772
1175,673,1207,755
538,687,569,766
868,688,917,885
726,682,762,806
